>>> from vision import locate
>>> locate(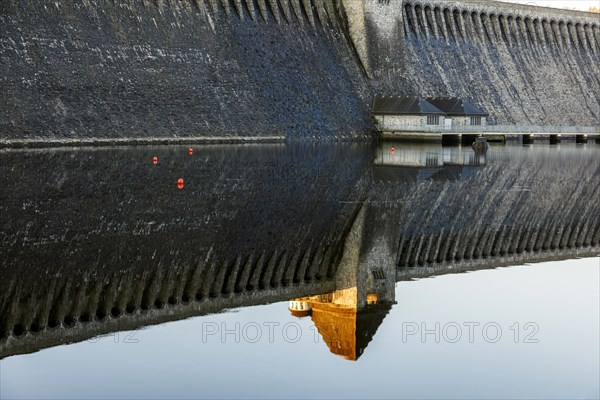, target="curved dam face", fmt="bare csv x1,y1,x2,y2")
357,0,600,127
0,0,373,141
